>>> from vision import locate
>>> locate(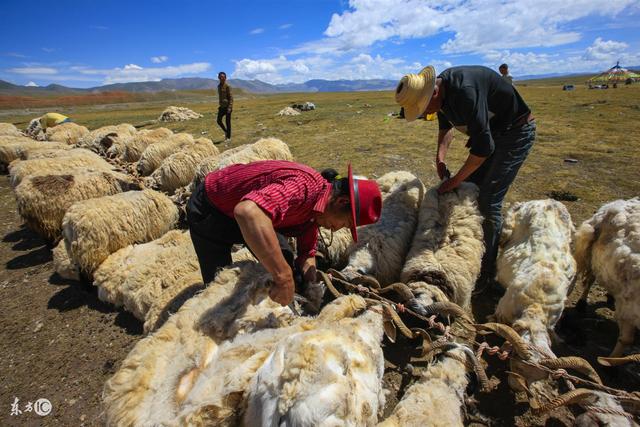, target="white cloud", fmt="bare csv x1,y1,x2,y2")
250,28,264,35
73,62,211,84
294,0,637,55
5,52,28,58
151,55,169,63
42,47,56,53
279,23,292,30
583,37,628,61
25,81,39,87
8,67,57,75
